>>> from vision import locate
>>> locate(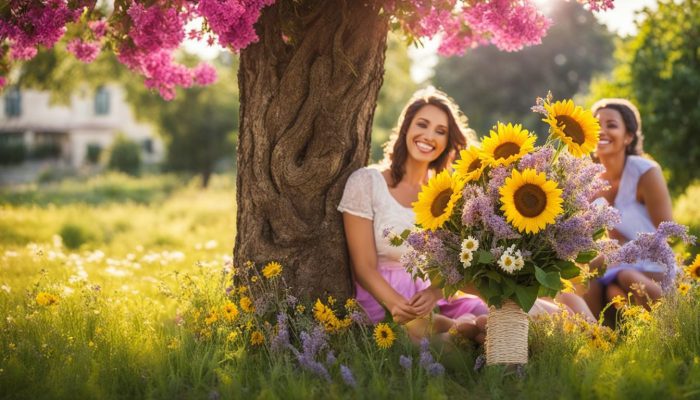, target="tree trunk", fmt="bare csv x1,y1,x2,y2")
235,1,388,301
